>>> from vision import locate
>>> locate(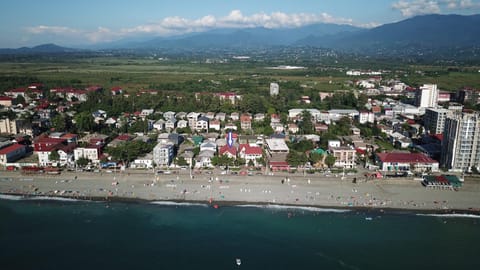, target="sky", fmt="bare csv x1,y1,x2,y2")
1,0,479,48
